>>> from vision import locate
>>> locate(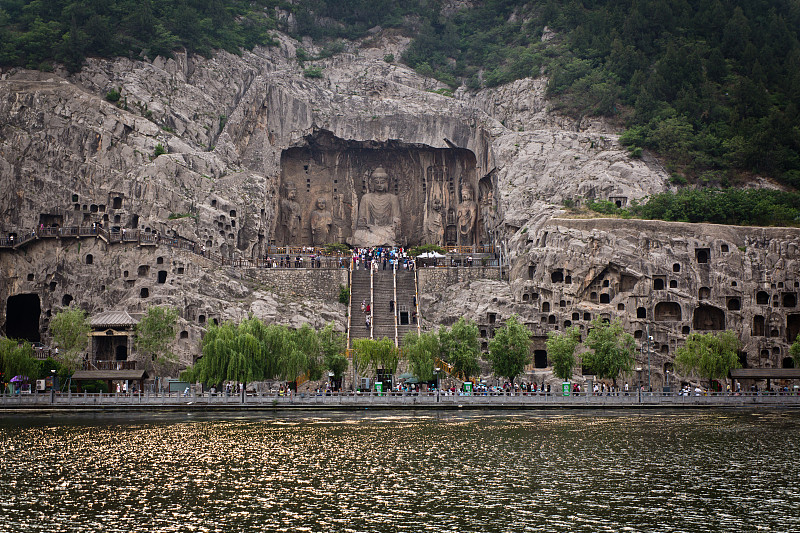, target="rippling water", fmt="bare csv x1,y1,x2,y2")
1,410,798,532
